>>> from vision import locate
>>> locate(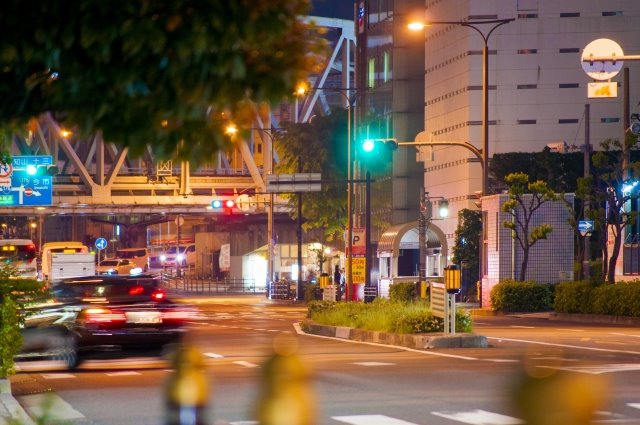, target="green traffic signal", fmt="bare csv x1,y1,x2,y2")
362,139,376,152
359,138,398,155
